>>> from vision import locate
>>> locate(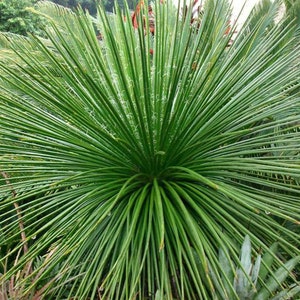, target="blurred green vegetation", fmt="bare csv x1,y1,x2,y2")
0,0,46,36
